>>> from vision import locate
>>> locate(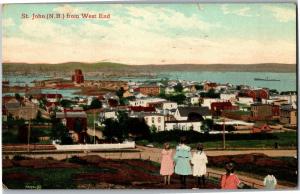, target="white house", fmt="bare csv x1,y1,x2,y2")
165,121,202,132
190,97,200,105
201,98,225,109
162,101,178,110
99,109,118,121
174,107,211,121
270,94,297,109
129,97,166,107
220,93,237,102
237,97,253,106
144,114,165,131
